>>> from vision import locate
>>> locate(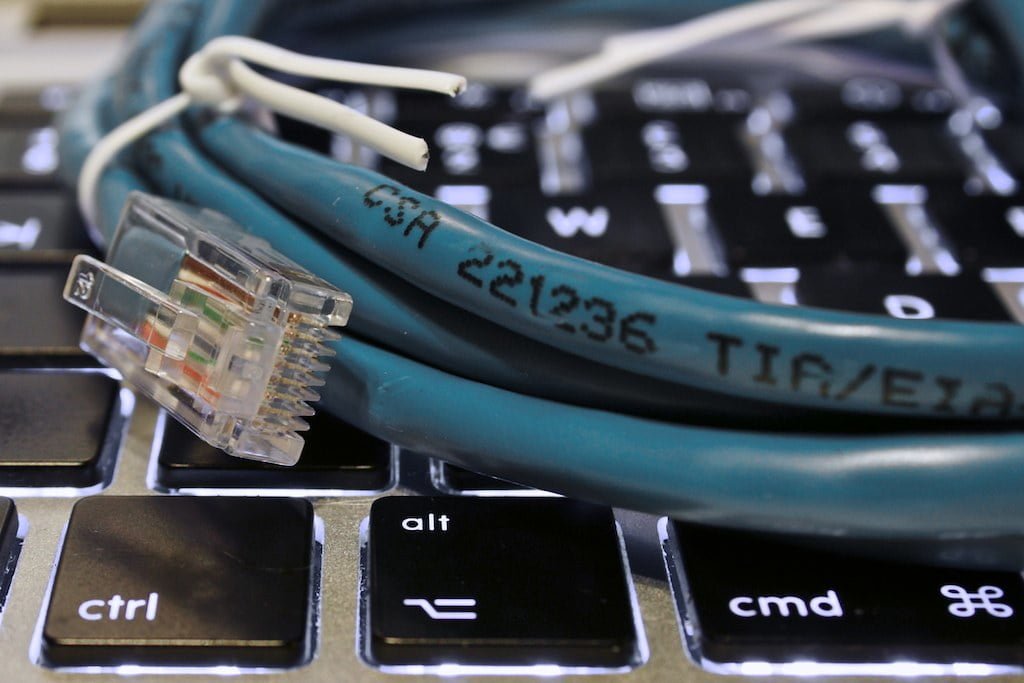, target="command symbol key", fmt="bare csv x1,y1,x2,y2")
364,496,642,670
